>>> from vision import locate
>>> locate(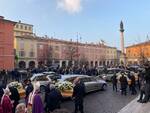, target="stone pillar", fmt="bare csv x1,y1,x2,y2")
120,21,125,54
120,32,125,54
59,60,62,67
